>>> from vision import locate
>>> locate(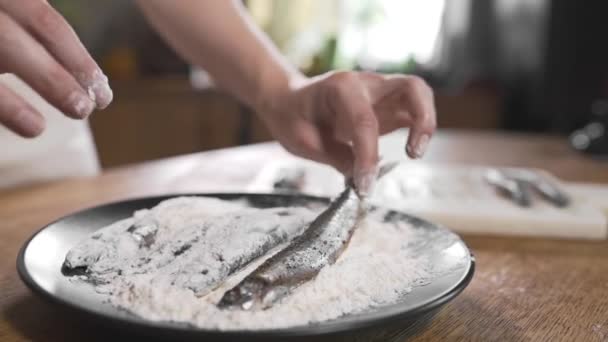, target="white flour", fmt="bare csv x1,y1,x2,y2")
64,196,466,330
